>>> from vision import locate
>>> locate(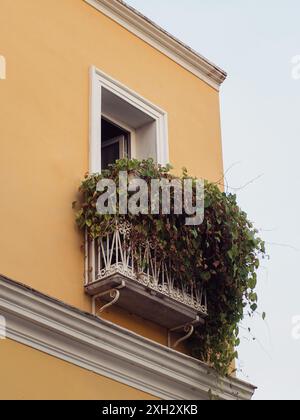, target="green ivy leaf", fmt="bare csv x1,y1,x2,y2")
248,273,257,289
